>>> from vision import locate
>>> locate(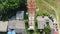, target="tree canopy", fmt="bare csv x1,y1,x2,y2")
45,22,51,34
0,0,20,14
0,0,27,21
